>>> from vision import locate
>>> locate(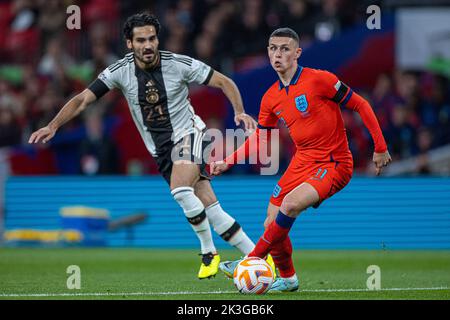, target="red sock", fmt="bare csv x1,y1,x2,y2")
270,236,296,278
248,219,291,258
